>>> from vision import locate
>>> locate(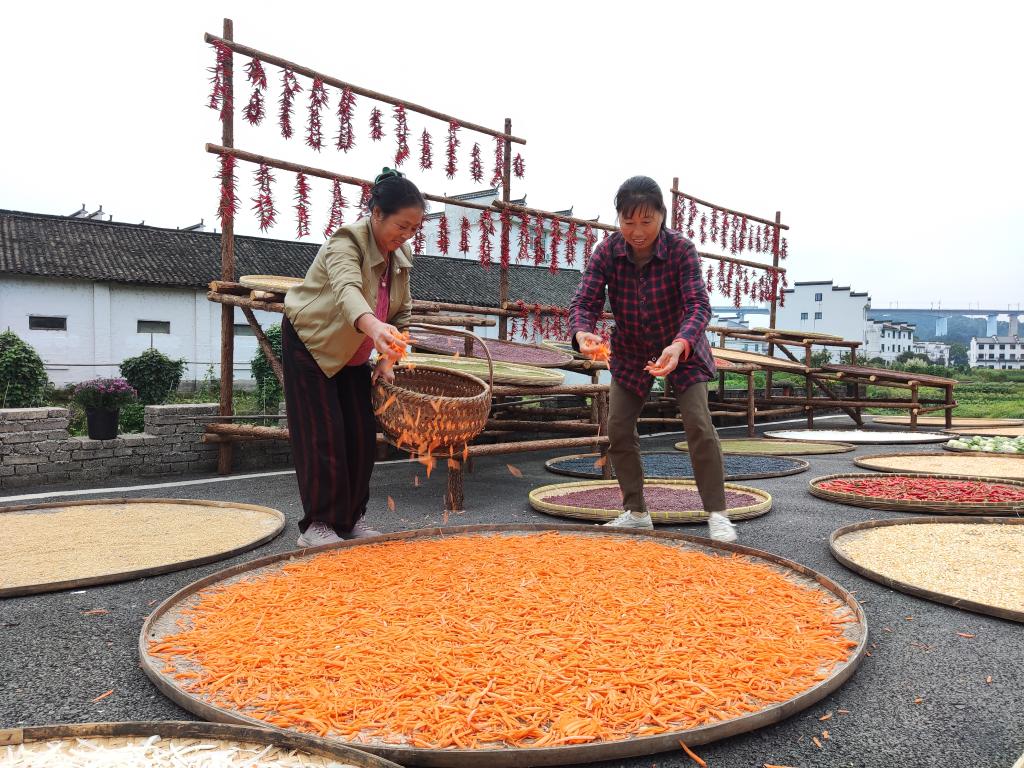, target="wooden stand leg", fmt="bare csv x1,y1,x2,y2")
445,463,464,514
945,385,954,429
910,384,919,429
597,389,612,479
746,372,755,437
